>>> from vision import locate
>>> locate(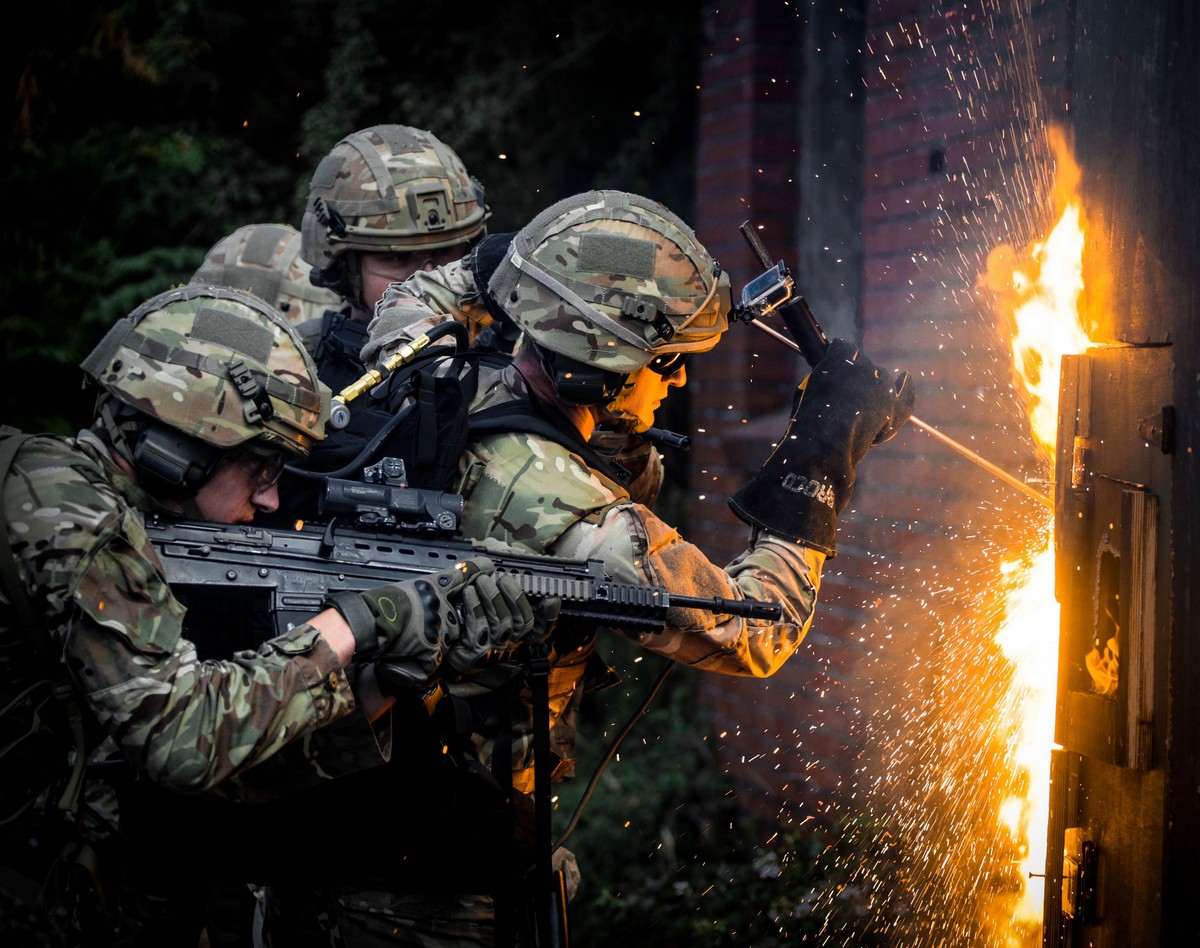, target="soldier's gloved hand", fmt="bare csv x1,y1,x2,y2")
444,573,561,675
553,846,582,901
728,338,914,556
325,558,549,694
